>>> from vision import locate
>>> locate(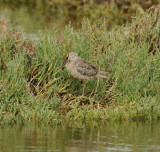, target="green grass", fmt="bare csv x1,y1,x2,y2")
0,9,160,124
